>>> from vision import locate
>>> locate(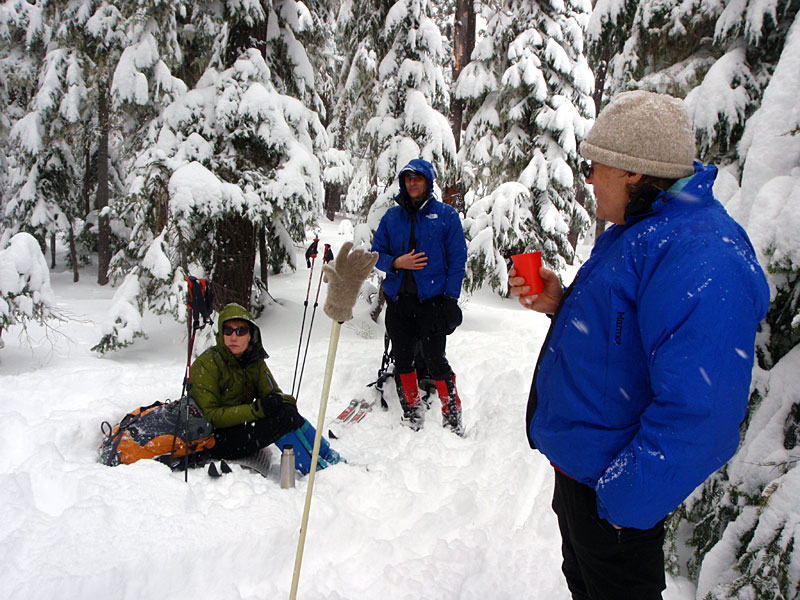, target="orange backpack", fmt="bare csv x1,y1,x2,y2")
99,397,215,469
